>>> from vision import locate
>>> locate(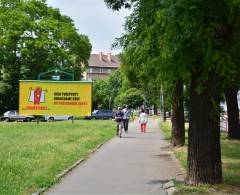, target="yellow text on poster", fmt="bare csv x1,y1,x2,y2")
19,81,92,116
